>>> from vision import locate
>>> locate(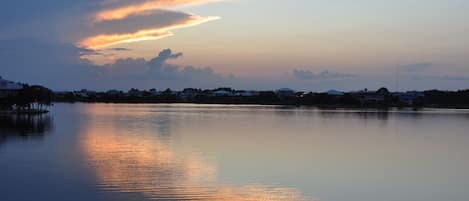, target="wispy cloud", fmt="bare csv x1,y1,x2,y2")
410,74,469,81
95,0,223,22
106,47,131,51
79,15,219,49
78,0,222,50
293,69,355,80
